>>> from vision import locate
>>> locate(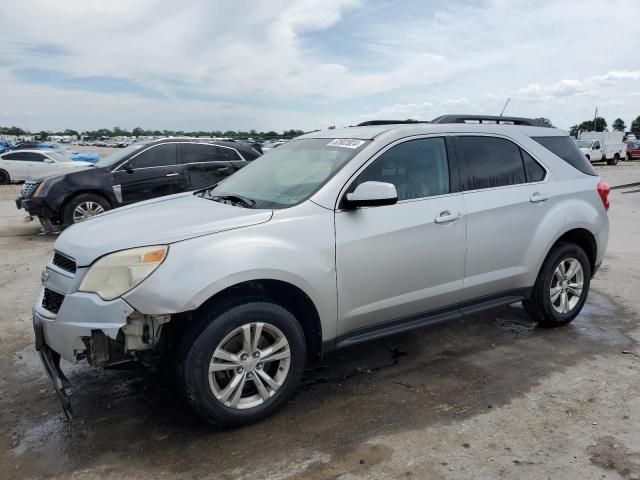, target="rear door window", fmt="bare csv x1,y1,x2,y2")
521,150,546,182
532,136,596,175
128,143,177,169
181,143,225,164
455,136,526,190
